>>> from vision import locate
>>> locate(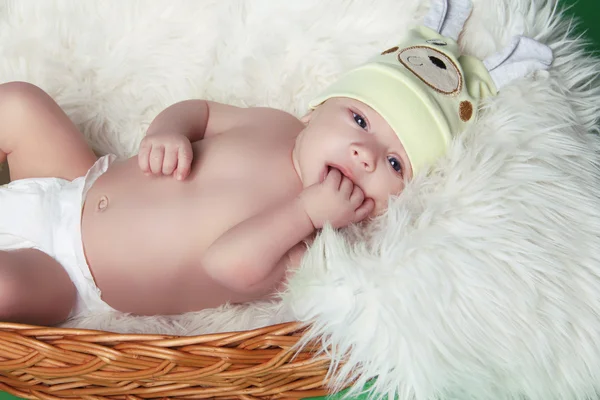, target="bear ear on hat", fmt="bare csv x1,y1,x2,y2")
423,0,473,41
482,35,553,91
